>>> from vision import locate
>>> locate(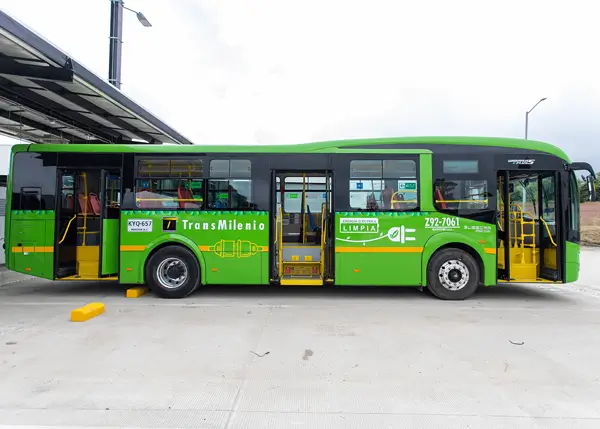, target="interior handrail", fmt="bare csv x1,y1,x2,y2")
274,206,278,247
81,172,88,246
539,217,558,247
58,215,77,245
320,202,326,277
